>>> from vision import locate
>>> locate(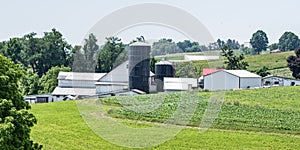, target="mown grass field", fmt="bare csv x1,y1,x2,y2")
30,86,300,149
